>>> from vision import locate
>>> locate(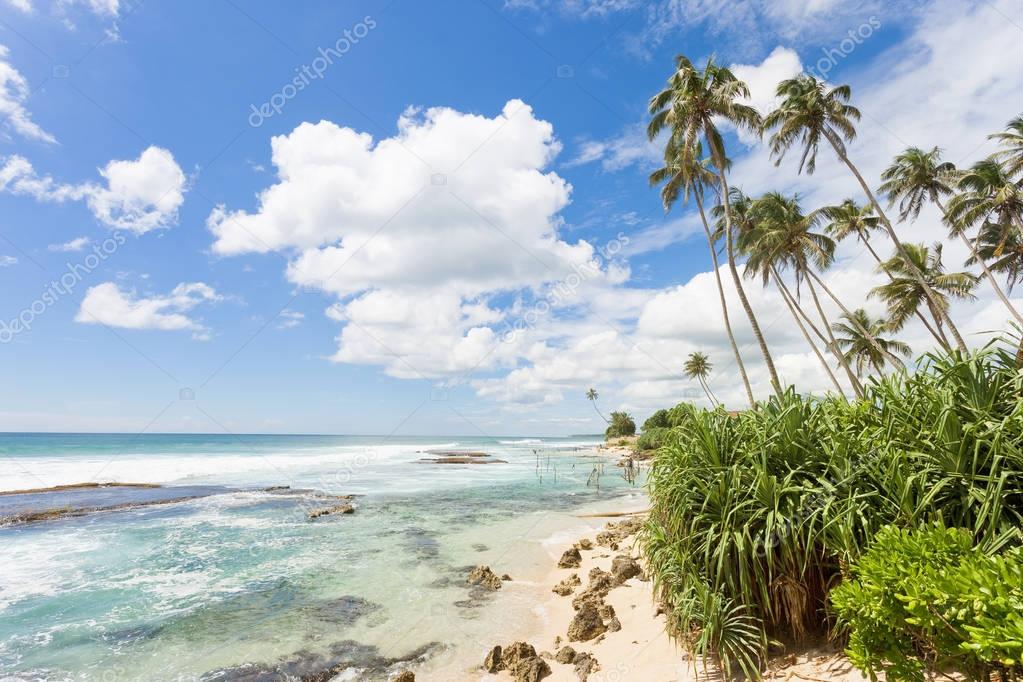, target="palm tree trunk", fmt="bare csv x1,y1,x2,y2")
591,401,608,424
934,197,1023,329
823,129,969,353
807,269,908,370
771,269,849,397
861,234,951,351
801,275,867,395
715,167,784,397
695,192,755,407
698,375,718,406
